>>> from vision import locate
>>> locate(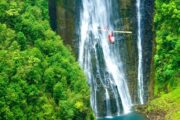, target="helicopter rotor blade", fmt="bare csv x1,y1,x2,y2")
98,29,132,34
